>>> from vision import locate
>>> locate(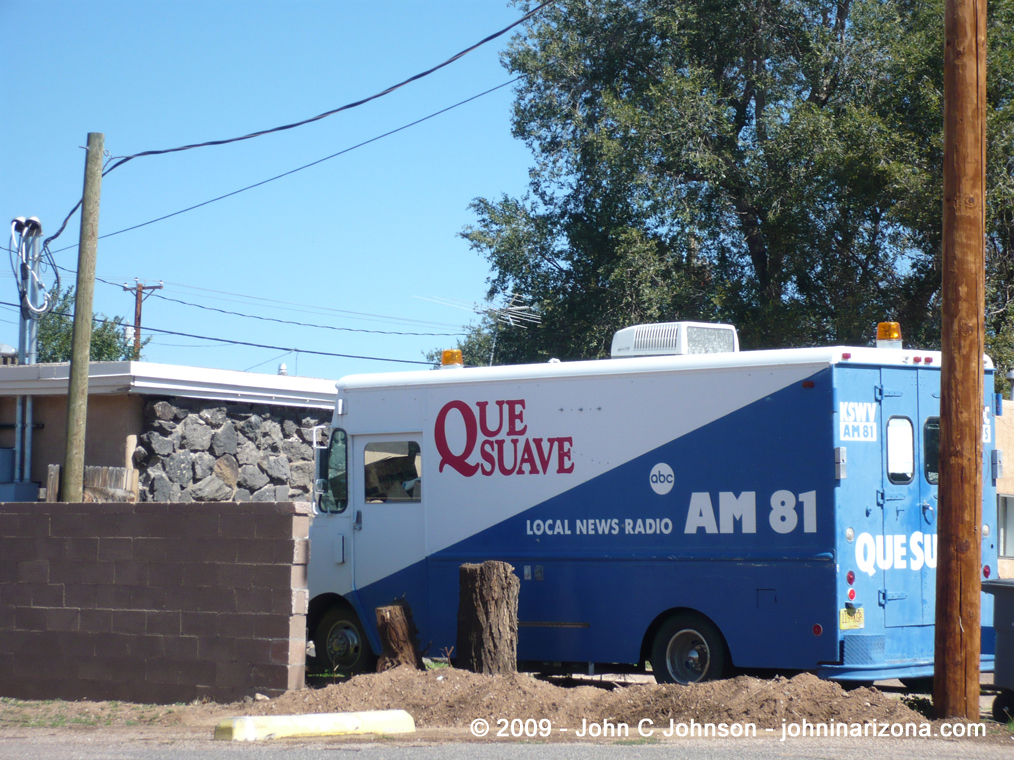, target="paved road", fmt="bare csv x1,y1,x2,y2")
0,731,1010,760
